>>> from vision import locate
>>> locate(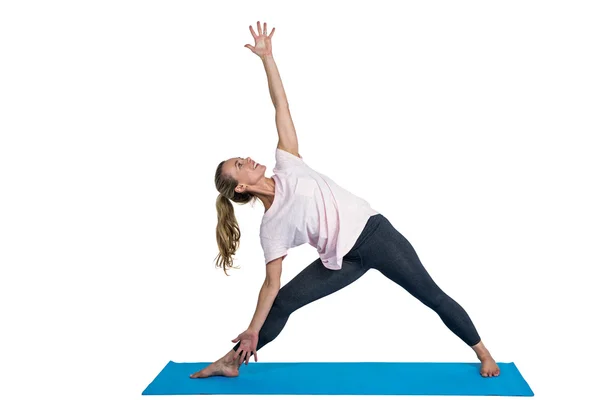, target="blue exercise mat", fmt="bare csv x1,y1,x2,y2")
142,361,533,396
